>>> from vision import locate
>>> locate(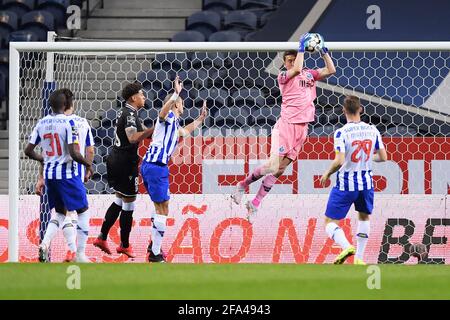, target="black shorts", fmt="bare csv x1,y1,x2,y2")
106,153,139,197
